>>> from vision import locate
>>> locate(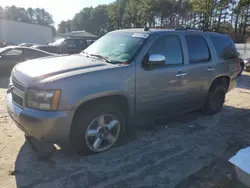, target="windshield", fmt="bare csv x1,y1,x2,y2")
0,47,9,54
49,38,66,46
83,33,145,63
